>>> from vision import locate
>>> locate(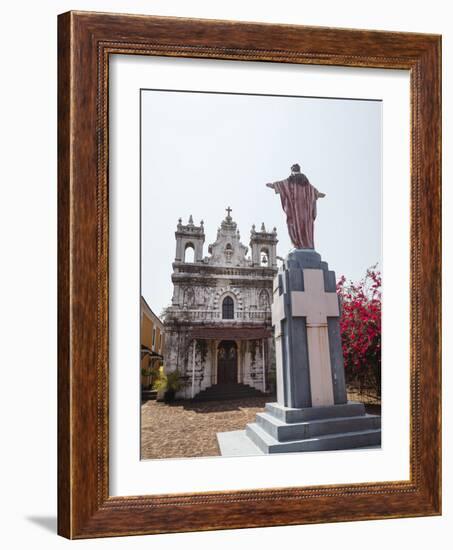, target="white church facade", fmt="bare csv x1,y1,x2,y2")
163,208,278,399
